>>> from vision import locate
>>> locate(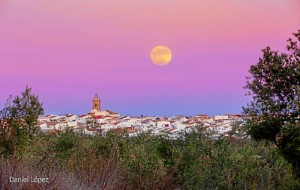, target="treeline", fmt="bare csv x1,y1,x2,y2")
1,128,299,189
